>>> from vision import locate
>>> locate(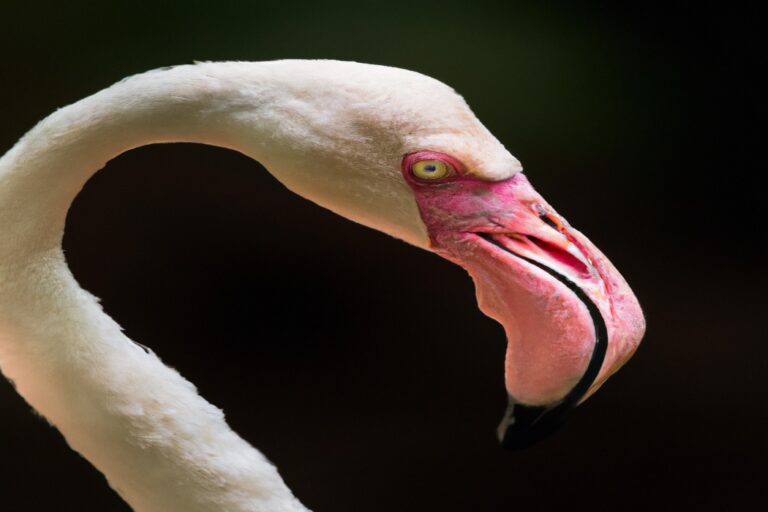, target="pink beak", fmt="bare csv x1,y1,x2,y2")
403,169,645,449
